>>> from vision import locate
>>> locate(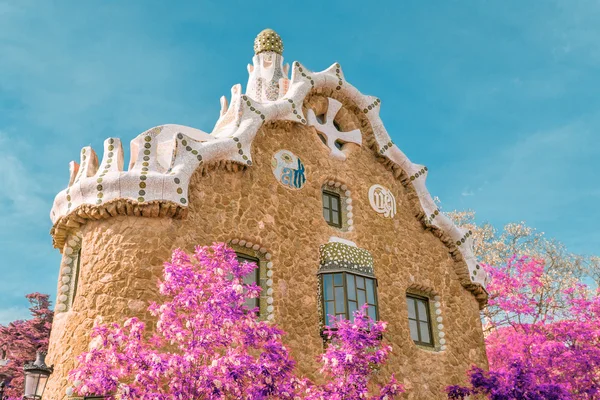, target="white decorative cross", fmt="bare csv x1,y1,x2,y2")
307,98,362,160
